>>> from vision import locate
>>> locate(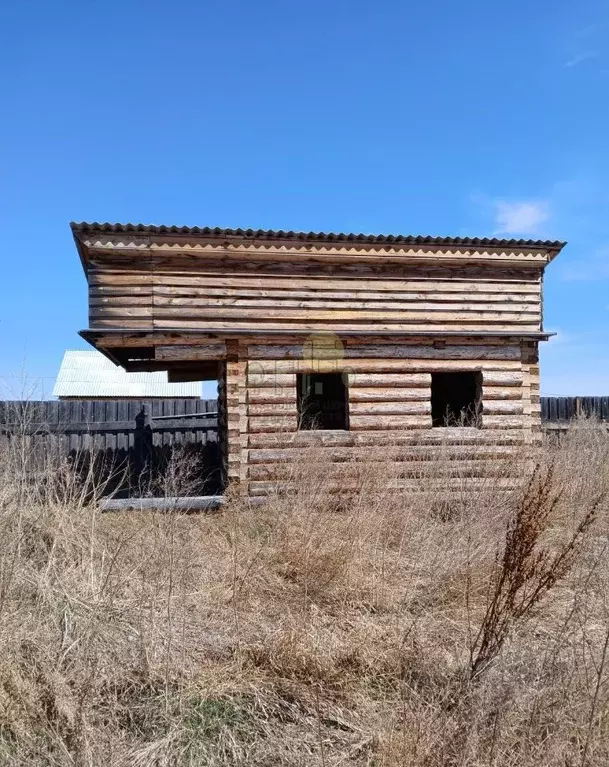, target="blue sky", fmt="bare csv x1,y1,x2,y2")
1,0,608,397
